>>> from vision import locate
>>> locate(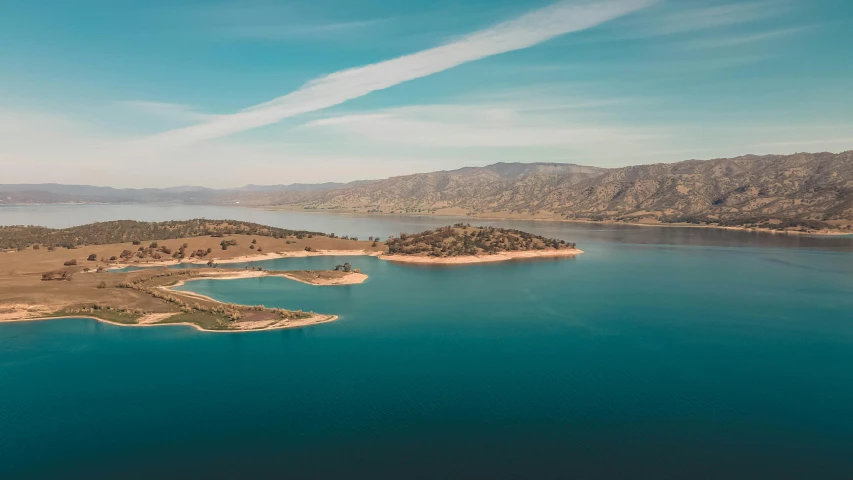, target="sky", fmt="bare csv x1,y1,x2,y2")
1,0,852,188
